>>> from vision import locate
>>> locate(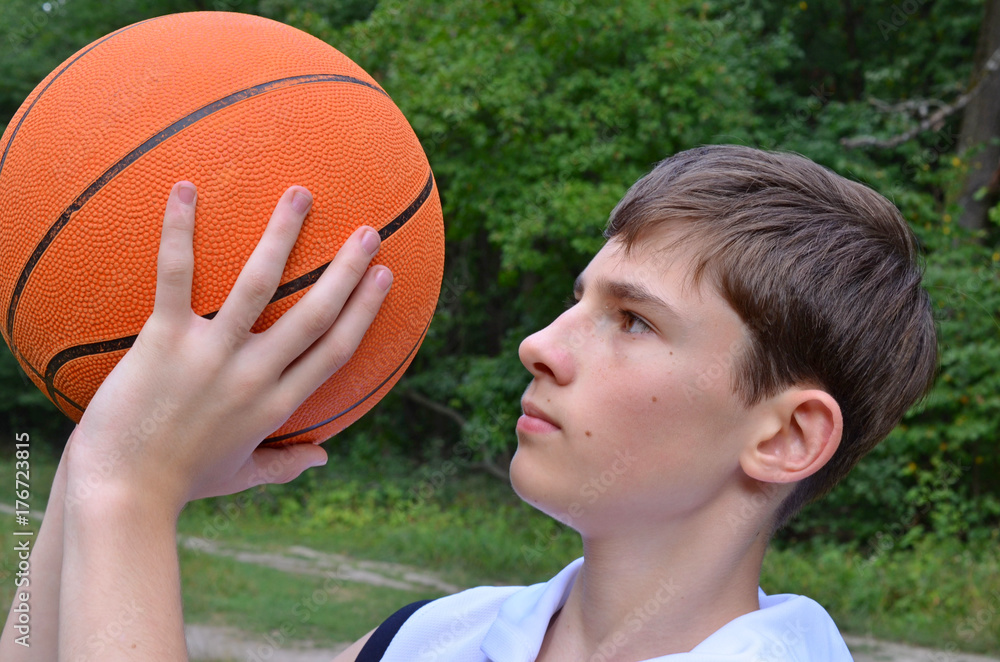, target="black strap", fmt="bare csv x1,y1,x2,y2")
355,599,433,662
